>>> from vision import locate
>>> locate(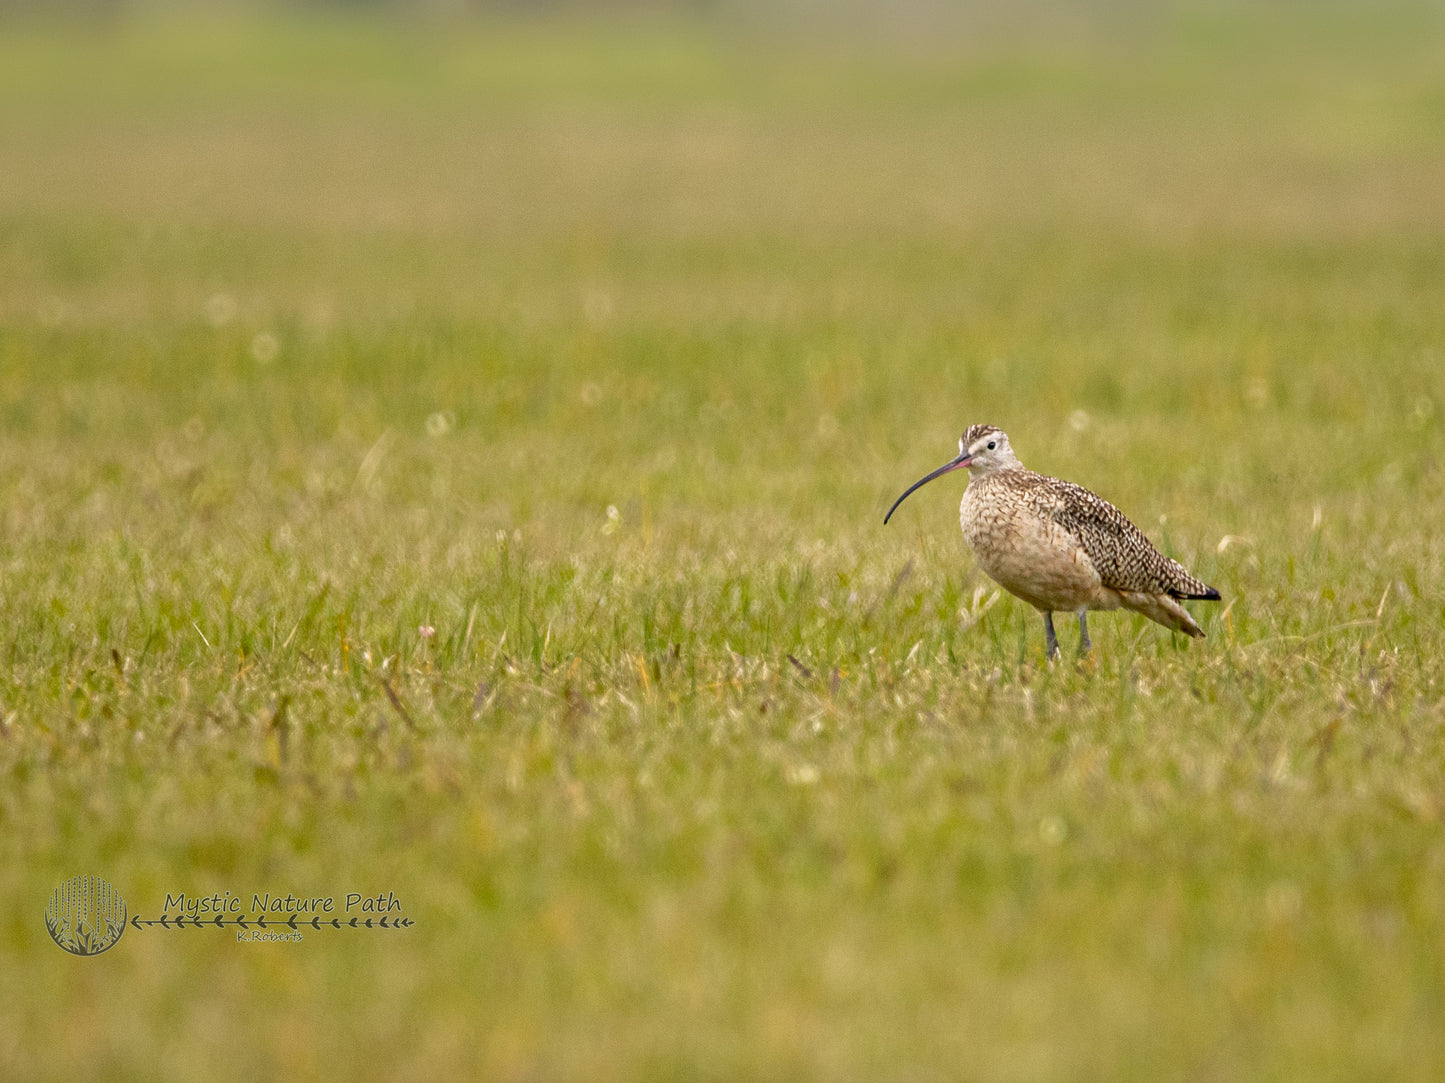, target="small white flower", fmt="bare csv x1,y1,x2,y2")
1265,881,1302,924
251,332,279,364
205,293,238,327
786,764,820,785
